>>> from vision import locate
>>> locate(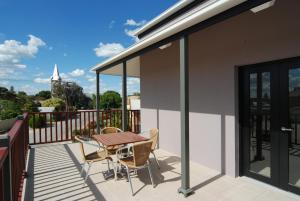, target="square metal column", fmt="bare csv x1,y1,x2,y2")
96,72,100,134
178,35,193,197
122,61,128,131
